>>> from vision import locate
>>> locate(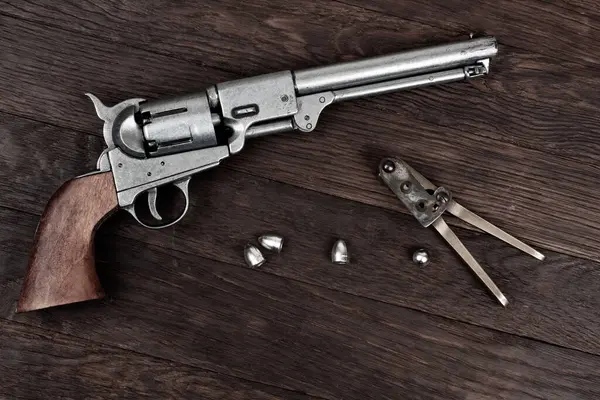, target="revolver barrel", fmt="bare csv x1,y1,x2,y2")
293,36,498,95
246,36,497,139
